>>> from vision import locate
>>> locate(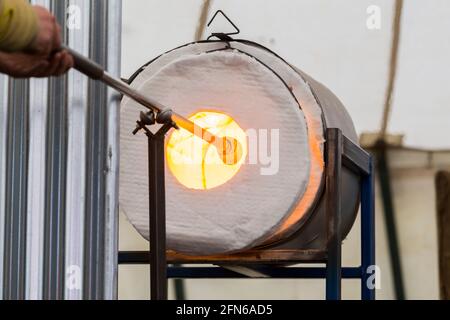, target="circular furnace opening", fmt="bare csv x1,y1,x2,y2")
166,111,247,190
